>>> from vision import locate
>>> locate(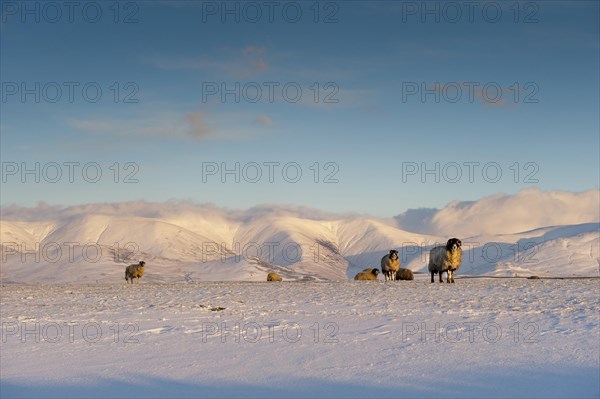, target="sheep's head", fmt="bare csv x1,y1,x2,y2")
371,268,380,276
389,249,399,260
139,261,146,267
446,238,462,252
